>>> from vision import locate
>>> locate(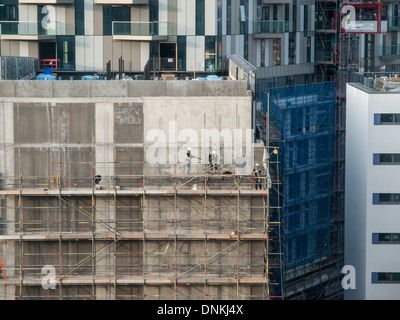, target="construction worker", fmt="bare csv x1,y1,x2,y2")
253,163,262,190
209,150,218,174
186,147,192,175
345,10,351,28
